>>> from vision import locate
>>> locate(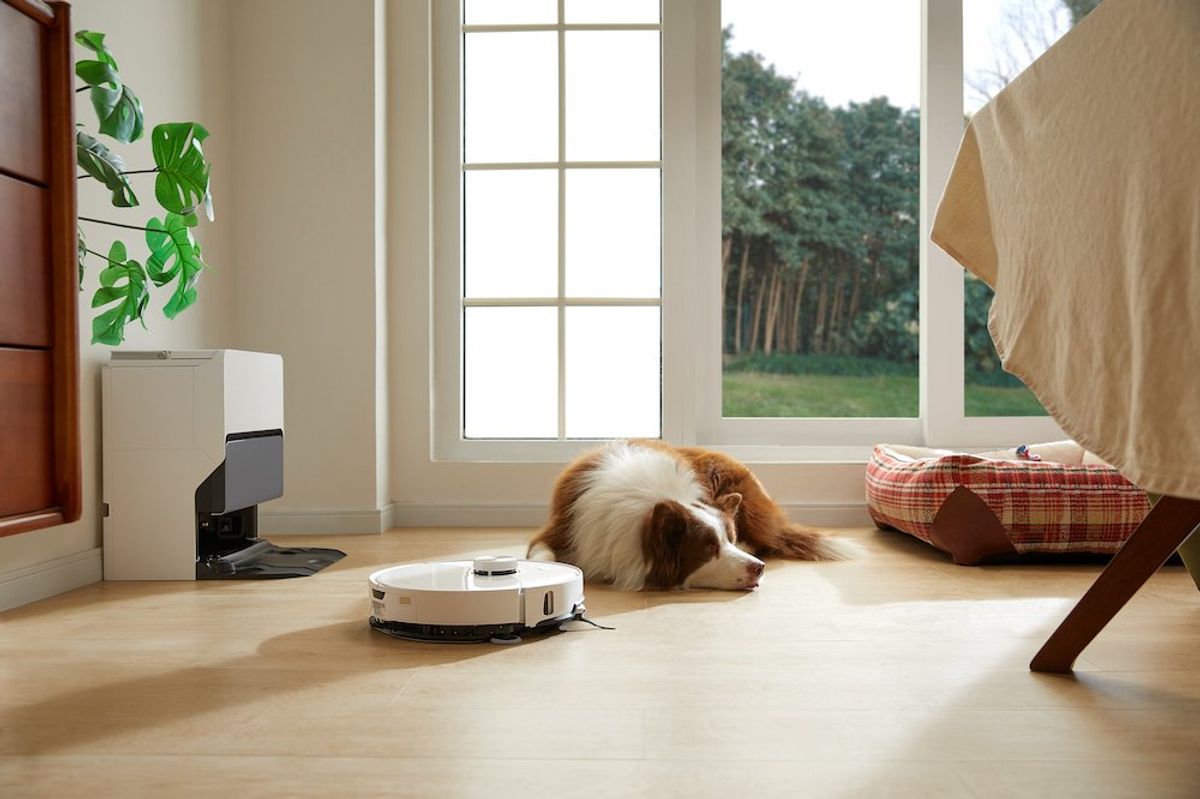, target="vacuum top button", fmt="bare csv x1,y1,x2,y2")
473,555,519,575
